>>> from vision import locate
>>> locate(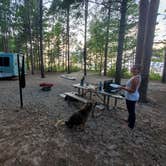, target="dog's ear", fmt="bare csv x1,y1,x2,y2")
86,102,93,110
80,103,87,110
